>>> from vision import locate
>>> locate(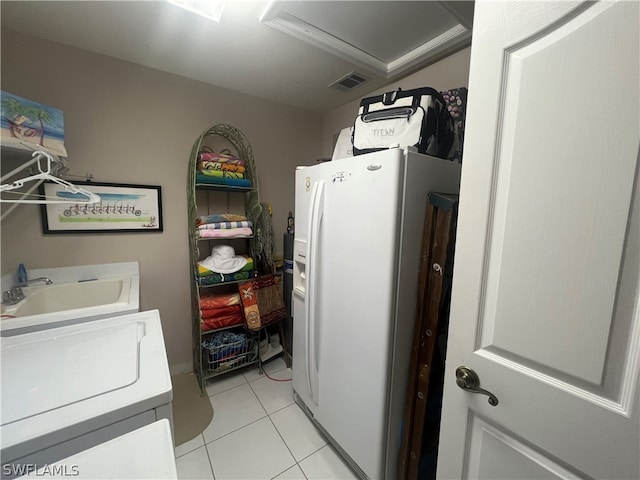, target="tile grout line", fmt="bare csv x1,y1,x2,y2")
203,381,268,445
245,373,297,463
247,368,304,479
266,393,298,416
189,359,291,478
204,374,249,397
245,368,294,415
203,414,268,446
202,436,217,480
264,407,301,479
270,462,309,480
174,433,205,459
296,444,330,464
202,357,282,396
204,358,287,395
